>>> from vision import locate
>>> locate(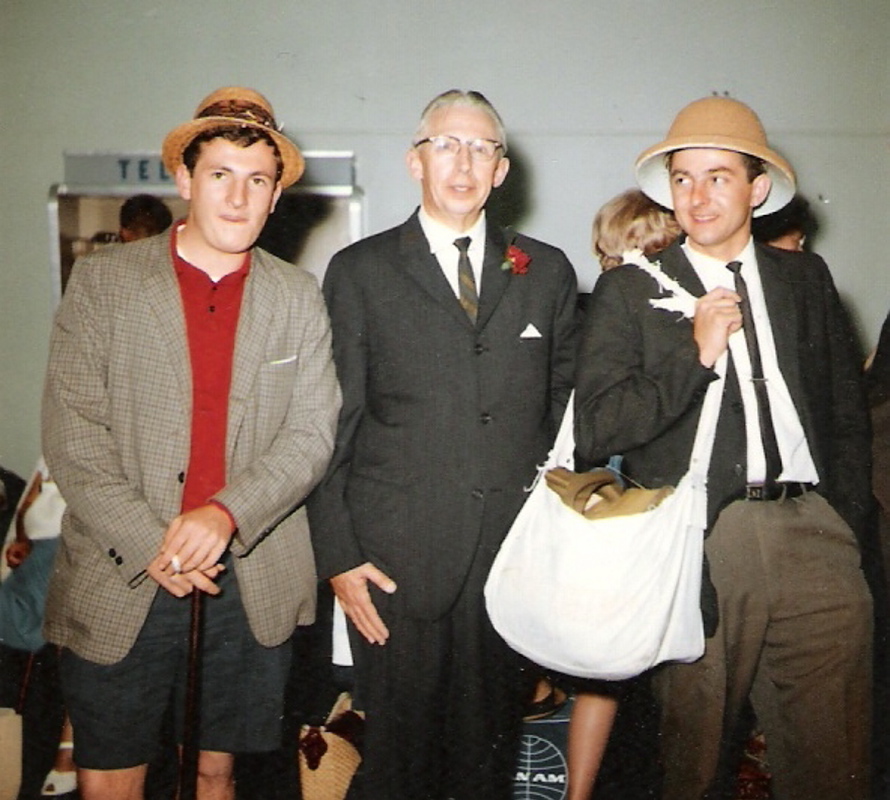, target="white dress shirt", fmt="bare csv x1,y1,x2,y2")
683,238,819,484
418,208,486,297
